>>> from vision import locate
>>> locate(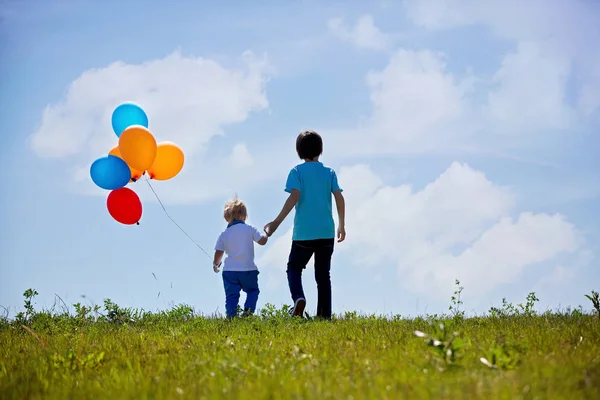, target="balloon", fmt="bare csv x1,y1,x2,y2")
108,146,144,182
147,142,185,180
90,155,131,190
106,187,142,225
118,125,157,171
111,102,149,138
